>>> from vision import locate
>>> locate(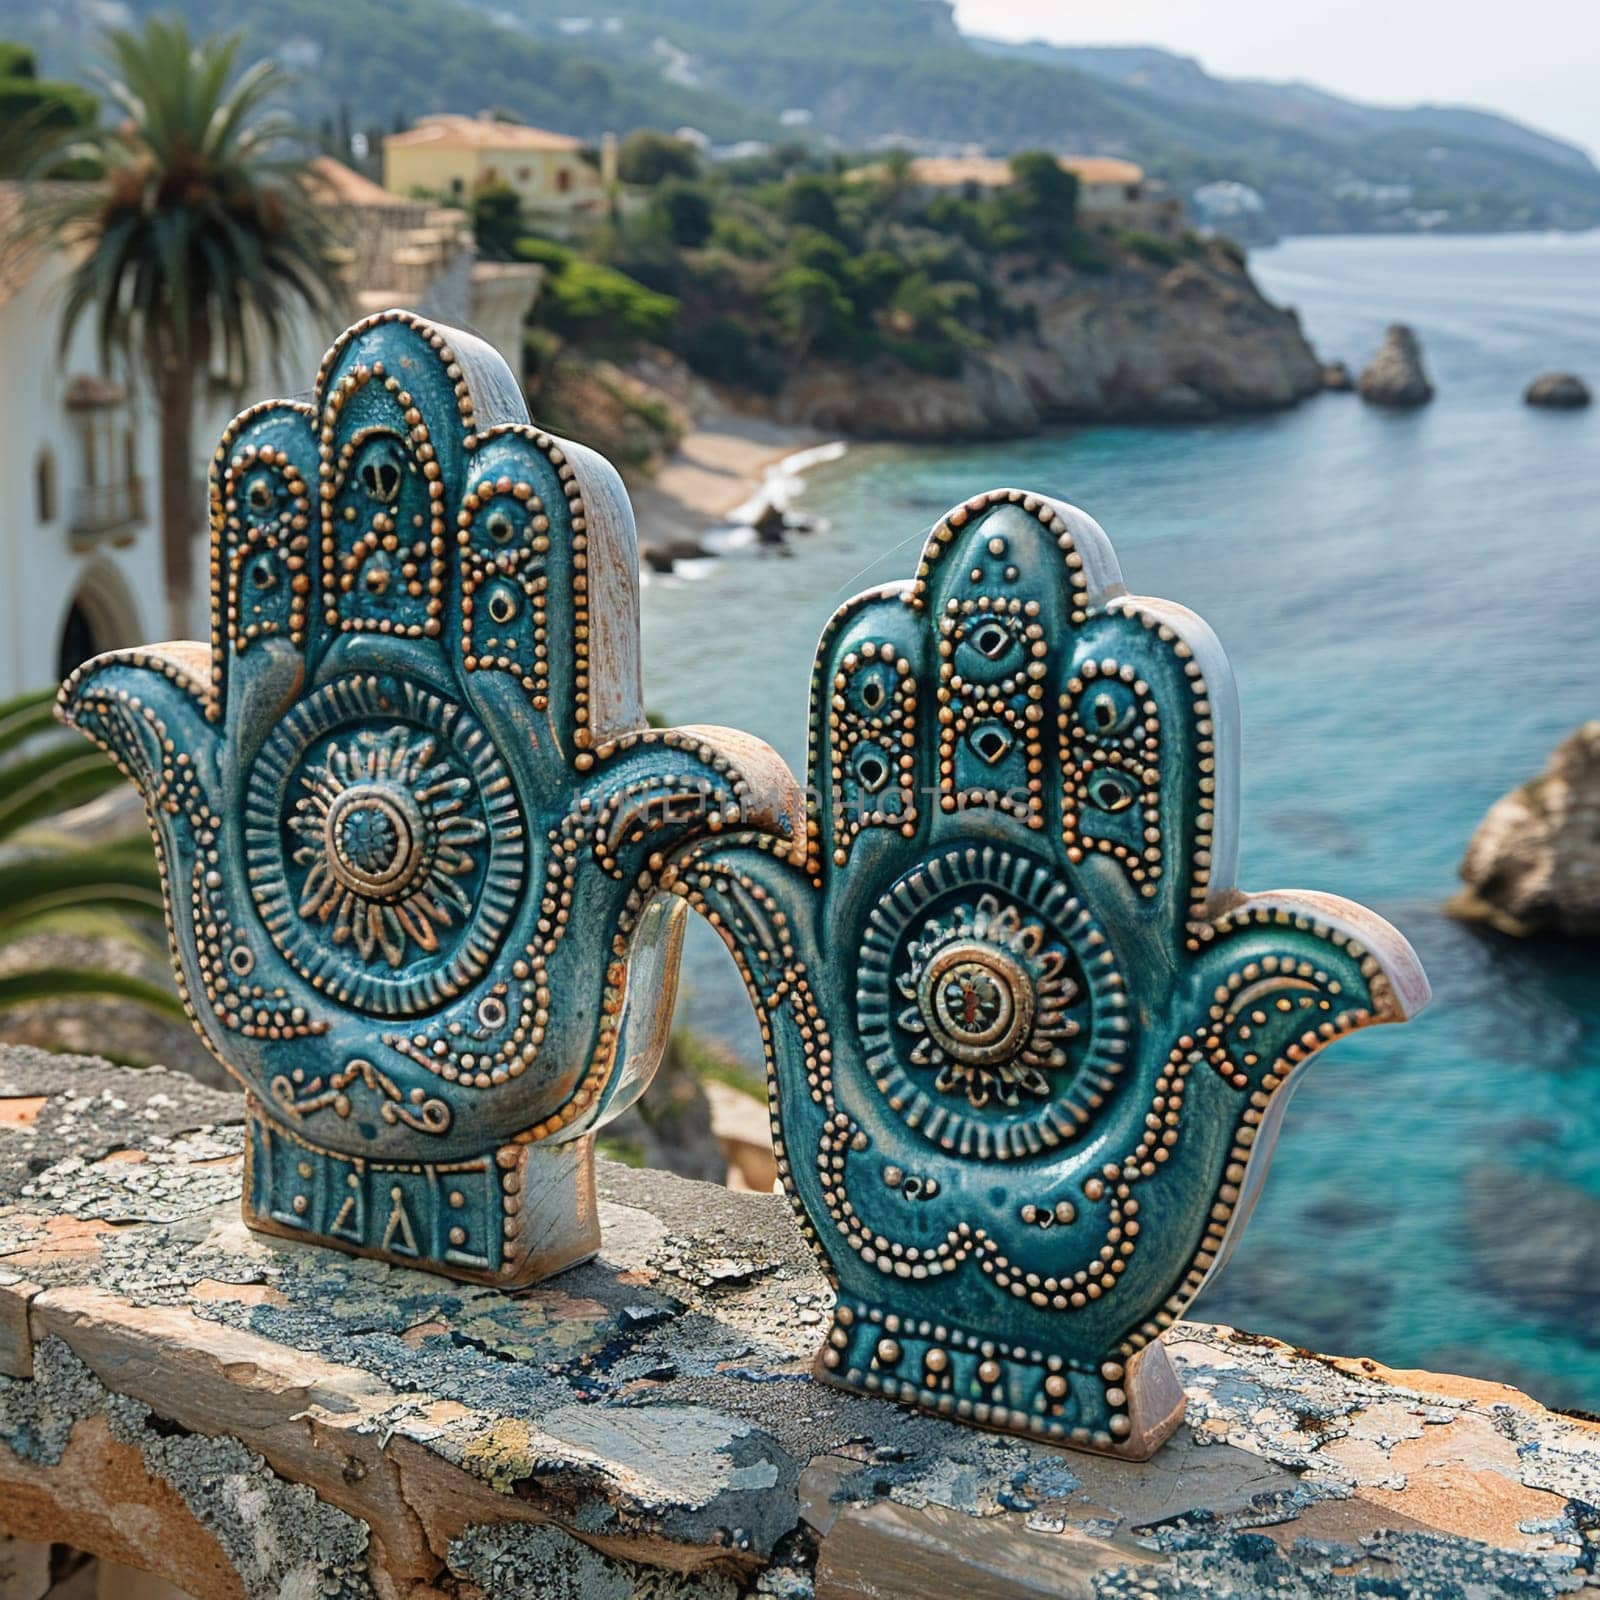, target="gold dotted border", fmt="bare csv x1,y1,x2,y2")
1060,658,1163,896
